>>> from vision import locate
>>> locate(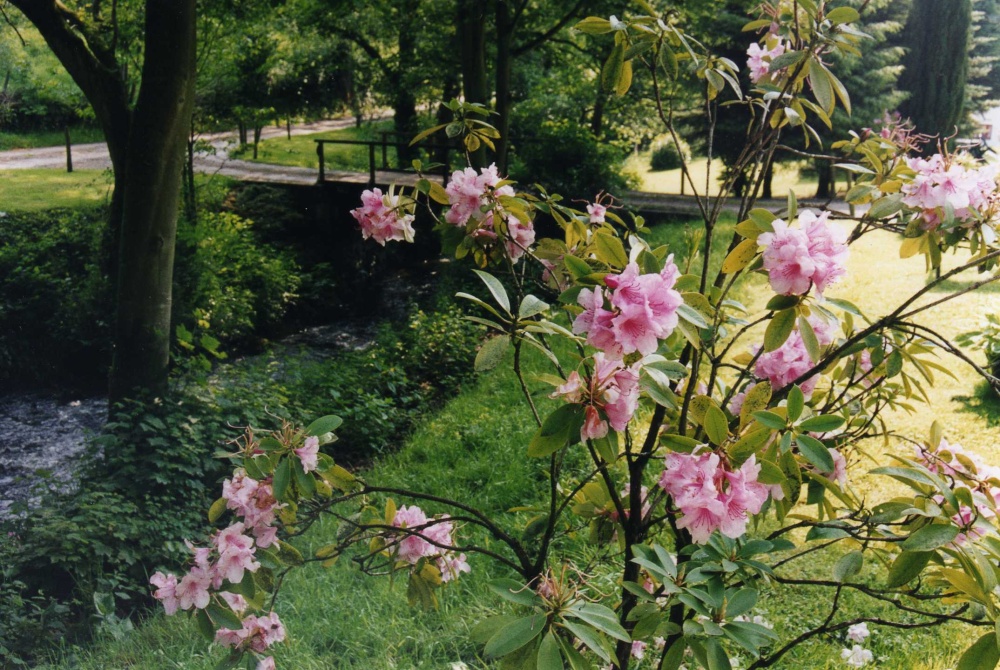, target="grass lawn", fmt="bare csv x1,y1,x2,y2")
0,126,106,152
233,121,400,172
39,218,1000,669
626,152,857,200
0,169,112,211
